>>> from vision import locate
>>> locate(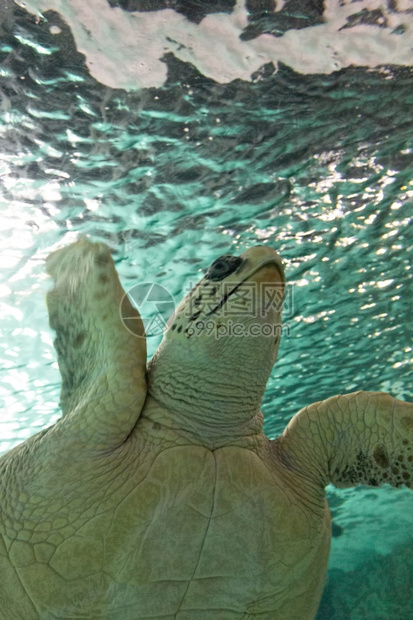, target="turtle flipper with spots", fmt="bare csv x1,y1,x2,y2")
0,239,411,620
